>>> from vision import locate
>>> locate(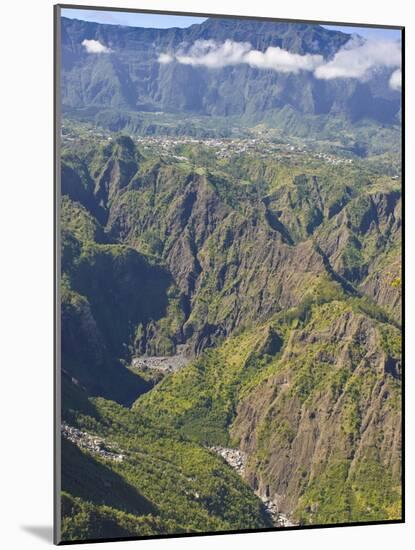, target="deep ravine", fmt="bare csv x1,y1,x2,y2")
209,446,296,527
